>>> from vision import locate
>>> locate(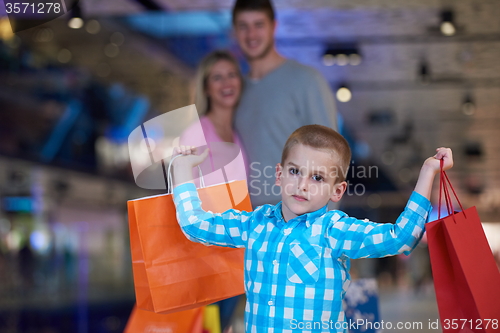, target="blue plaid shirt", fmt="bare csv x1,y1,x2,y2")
174,183,432,333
